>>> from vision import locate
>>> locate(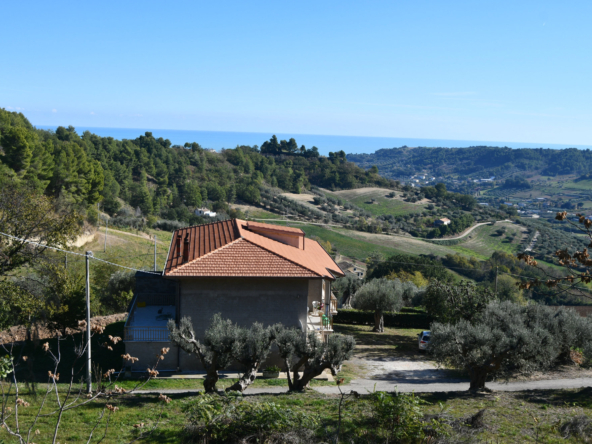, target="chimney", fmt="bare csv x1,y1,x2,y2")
246,222,305,249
